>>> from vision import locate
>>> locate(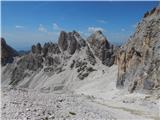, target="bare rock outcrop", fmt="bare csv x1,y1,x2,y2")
2,29,117,87
31,43,42,54
9,41,62,86
42,42,61,57
1,38,19,66
87,30,116,66
10,54,44,86
116,7,160,93
58,30,86,54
